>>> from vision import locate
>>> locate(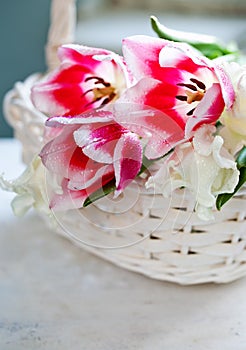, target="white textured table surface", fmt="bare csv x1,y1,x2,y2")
0,138,246,350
